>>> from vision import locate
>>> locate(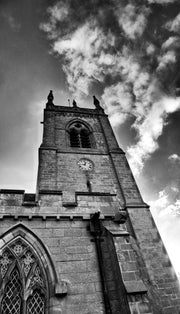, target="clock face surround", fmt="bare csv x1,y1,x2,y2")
78,158,94,171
